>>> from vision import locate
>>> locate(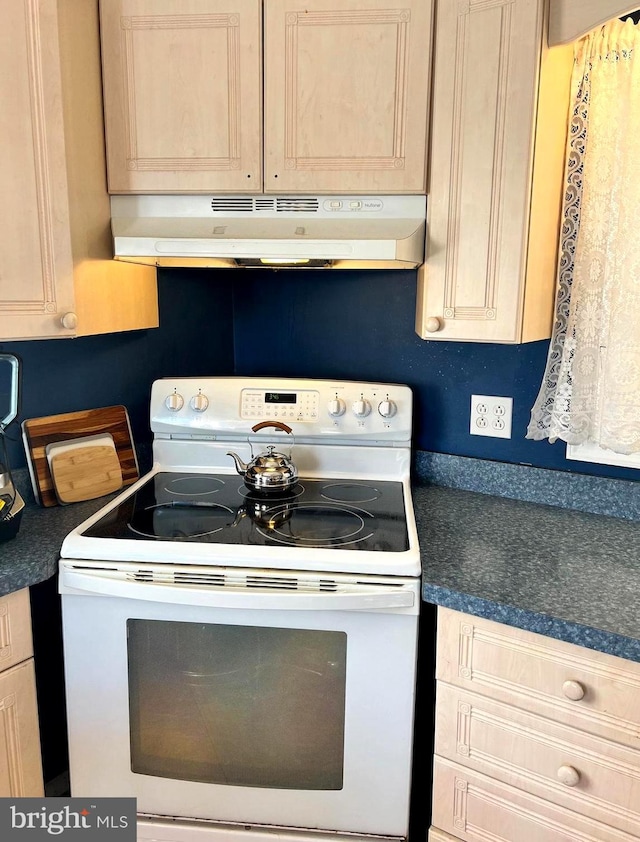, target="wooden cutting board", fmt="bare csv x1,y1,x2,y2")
22,405,139,507
50,443,123,504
